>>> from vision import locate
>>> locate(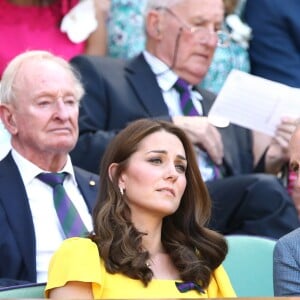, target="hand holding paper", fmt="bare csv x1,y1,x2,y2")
208,70,300,136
